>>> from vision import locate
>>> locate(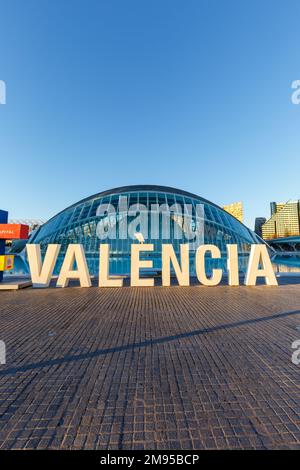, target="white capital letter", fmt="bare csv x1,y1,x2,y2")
162,244,189,286
131,244,154,287
26,244,60,288
245,244,278,286
227,244,239,286
196,245,222,286
99,244,123,287
56,244,91,288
